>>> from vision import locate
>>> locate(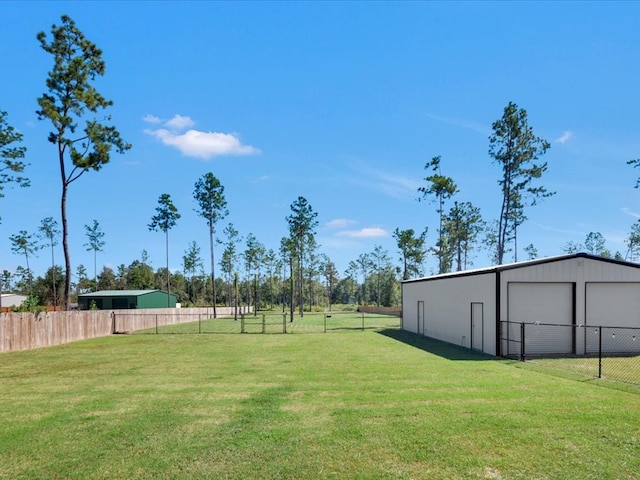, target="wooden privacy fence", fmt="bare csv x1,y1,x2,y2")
0,310,113,353
358,306,402,317
0,307,249,353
